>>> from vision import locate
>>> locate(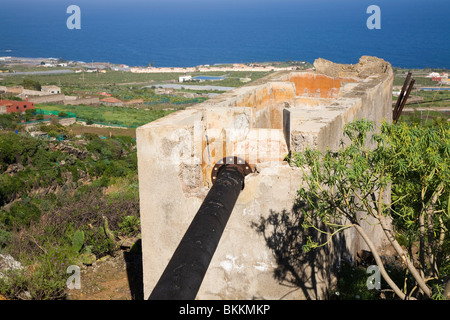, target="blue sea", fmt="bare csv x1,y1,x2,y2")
0,0,449,68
